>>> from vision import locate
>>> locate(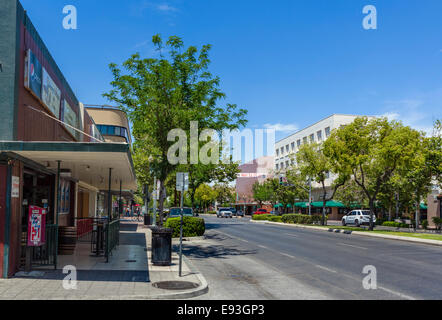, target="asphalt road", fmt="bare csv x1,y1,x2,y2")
184,215,442,300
